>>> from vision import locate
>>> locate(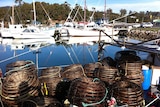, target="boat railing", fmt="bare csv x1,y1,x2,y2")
98,29,120,44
